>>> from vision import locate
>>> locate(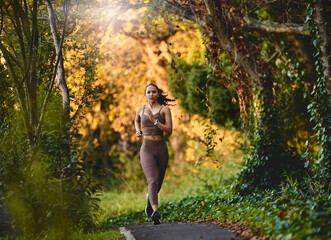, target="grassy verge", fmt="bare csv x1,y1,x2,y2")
98,150,330,240
103,185,330,240
70,229,124,240
101,173,330,240
98,147,329,239
98,160,241,221
99,191,147,221
0,229,124,240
